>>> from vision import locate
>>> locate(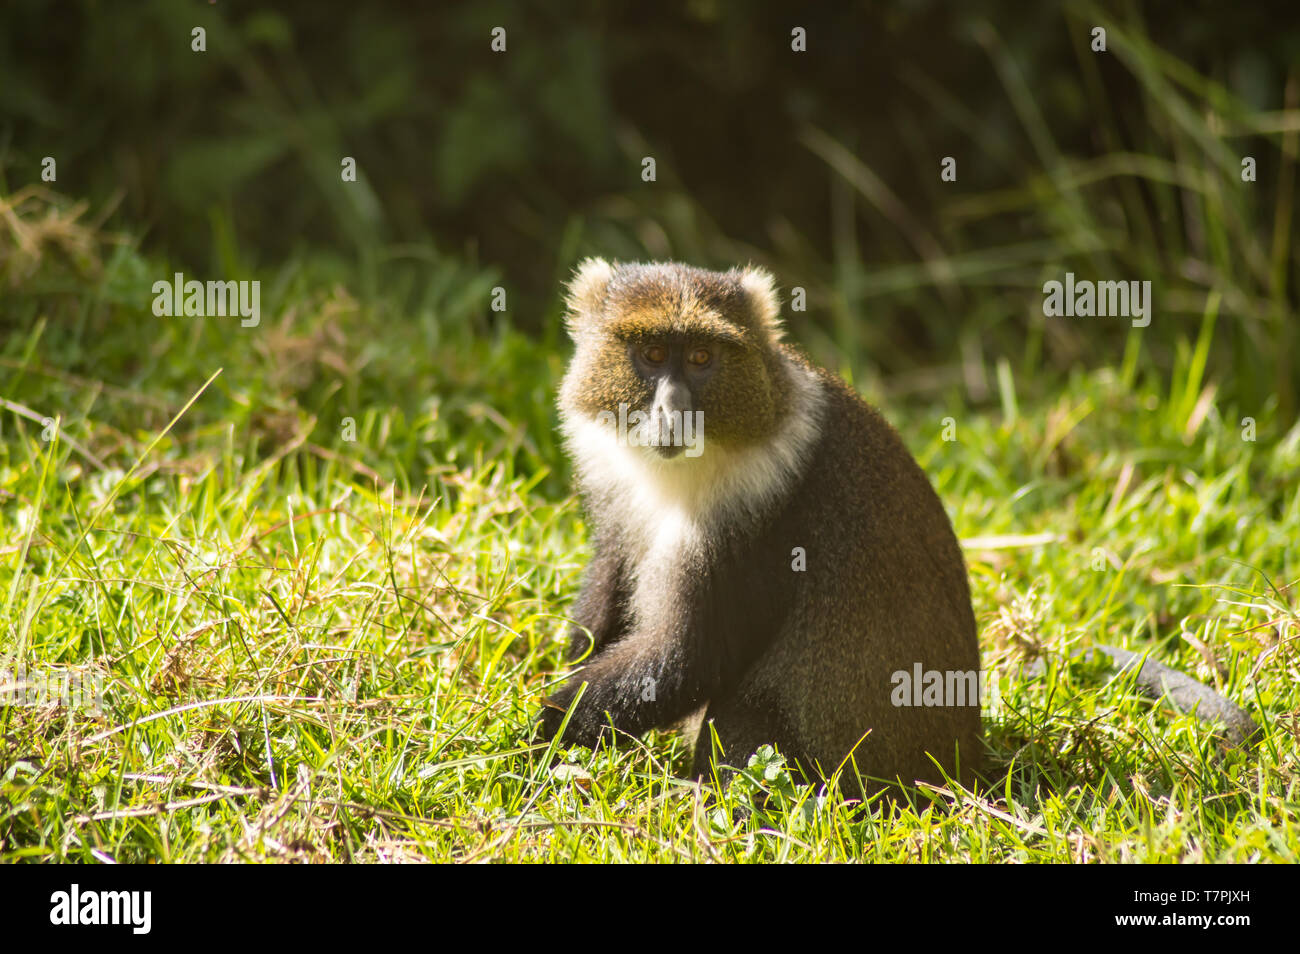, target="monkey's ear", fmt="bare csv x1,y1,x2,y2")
738,265,784,342
564,257,614,337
